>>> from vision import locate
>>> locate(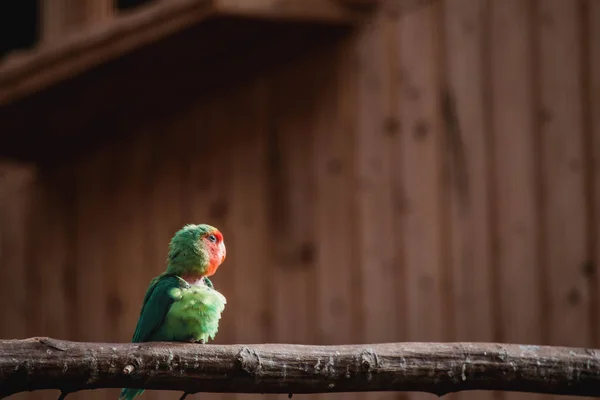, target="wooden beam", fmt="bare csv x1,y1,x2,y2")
0,0,371,106
215,0,375,21
40,0,114,45
1,338,599,398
